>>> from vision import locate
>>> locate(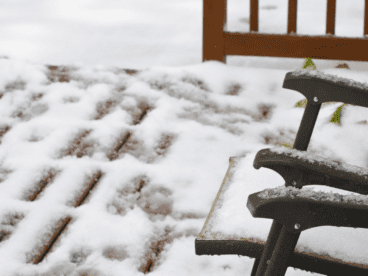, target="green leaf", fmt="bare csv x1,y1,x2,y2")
281,143,293,149
303,57,316,70
294,99,348,125
295,99,307,108
329,104,347,125
335,63,350,69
